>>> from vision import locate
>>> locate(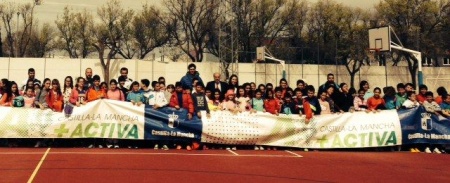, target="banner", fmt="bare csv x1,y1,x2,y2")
8,100,450,149
201,110,402,148
144,106,202,141
400,107,450,144
0,100,145,139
